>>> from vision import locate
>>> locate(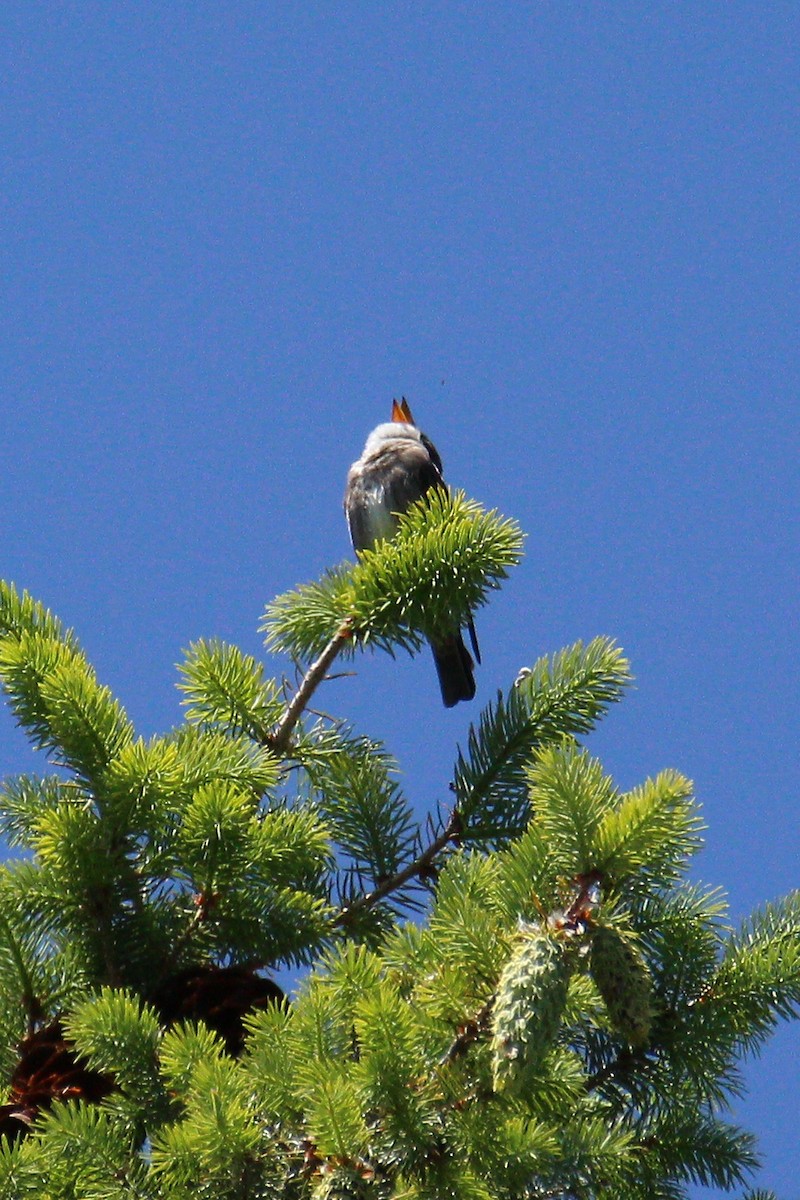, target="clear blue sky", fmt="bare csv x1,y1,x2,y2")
2,5,798,1194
